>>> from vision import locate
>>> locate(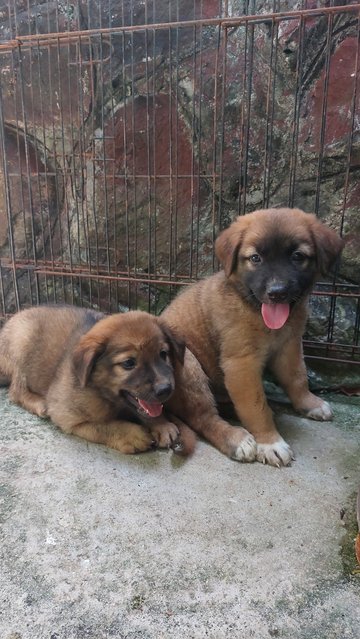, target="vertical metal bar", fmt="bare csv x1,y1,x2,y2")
339,10,360,238
0,73,20,309
194,1,204,278
108,31,118,312
237,15,255,217
217,23,227,233
189,18,197,278
353,293,360,358
287,15,305,207
99,32,111,275
6,0,13,39
152,22,158,312
170,1,179,273
98,32,112,313
241,20,255,215
45,39,66,303
329,10,360,352
130,2,138,309
9,45,31,304
68,37,83,307
17,43,40,304
88,35,101,309
173,0,180,289
167,17,174,291
314,13,333,215
211,23,221,270
121,26,131,309
36,37,56,301
144,2,152,311
28,43,46,279
27,41,49,303
313,14,334,355
54,34,75,305
262,17,278,208
82,37,96,307
338,17,360,353
236,22,246,216
0,263,6,318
